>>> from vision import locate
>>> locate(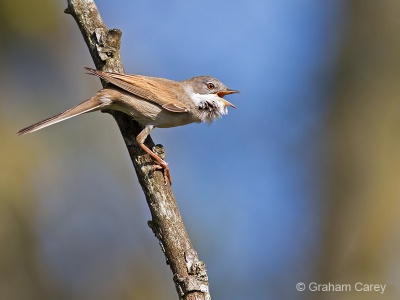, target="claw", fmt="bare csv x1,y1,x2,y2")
153,161,171,185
